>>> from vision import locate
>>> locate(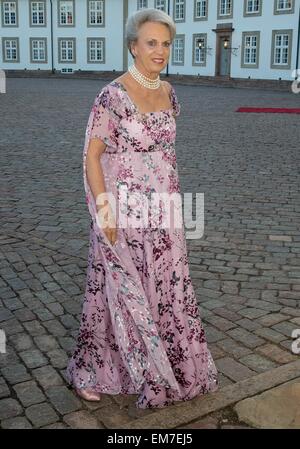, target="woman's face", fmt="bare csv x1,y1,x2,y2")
131,21,171,77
